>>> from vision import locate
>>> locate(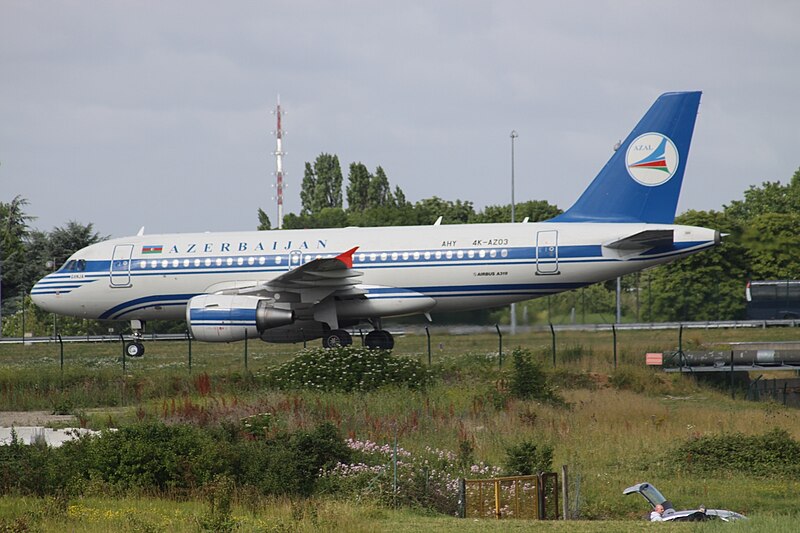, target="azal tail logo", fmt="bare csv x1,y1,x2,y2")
625,133,679,187
142,245,163,254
